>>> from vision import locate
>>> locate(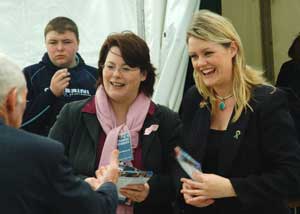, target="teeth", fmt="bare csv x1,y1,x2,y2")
111,82,124,87
201,68,214,75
